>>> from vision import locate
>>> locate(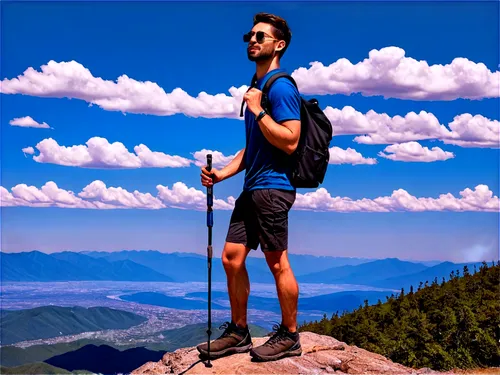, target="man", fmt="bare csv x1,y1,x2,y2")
198,12,302,362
